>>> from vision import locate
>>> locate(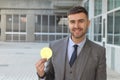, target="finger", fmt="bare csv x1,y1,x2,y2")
40,58,47,63
39,63,45,71
36,59,47,67
37,64,46,77
37,63,45,73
